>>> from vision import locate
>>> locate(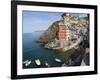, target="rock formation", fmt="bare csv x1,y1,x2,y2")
37,13,89,52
